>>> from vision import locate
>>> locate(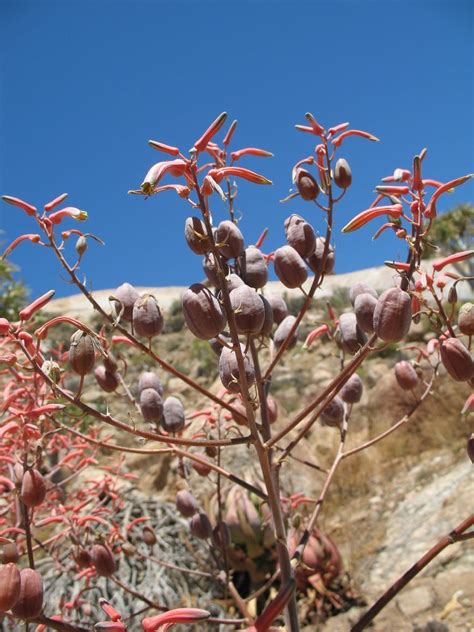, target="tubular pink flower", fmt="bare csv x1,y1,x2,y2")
141,159,189,195
432,250,474,272
35,316,92,340
341,204,403,233
331,129,379,147
328,122,350,136
295,124,316,134
303,324,329,349
375,185,410,196
253,579,296,631
2,195,37,216
1,234,42,260
425,174,473,218
371,222,399,241
193,112,227,152
19,289,56,321
223,119,238,146
231,147,273,161
141,608,210,631
304,112,324,135
148,140,180,156
49,207,88,224
208,167,272,185
44,192,68,212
